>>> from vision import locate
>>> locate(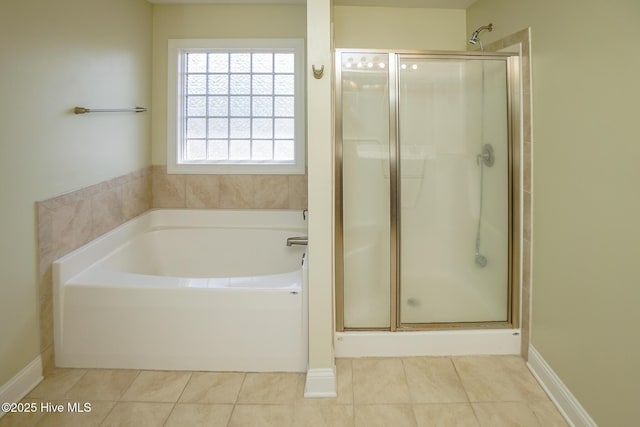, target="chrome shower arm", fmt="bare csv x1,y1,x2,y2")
469,23,493,45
